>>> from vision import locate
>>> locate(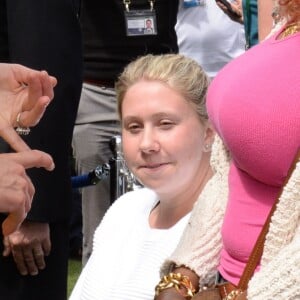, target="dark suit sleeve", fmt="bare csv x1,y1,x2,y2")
0,0,9,61
4,0,83,222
